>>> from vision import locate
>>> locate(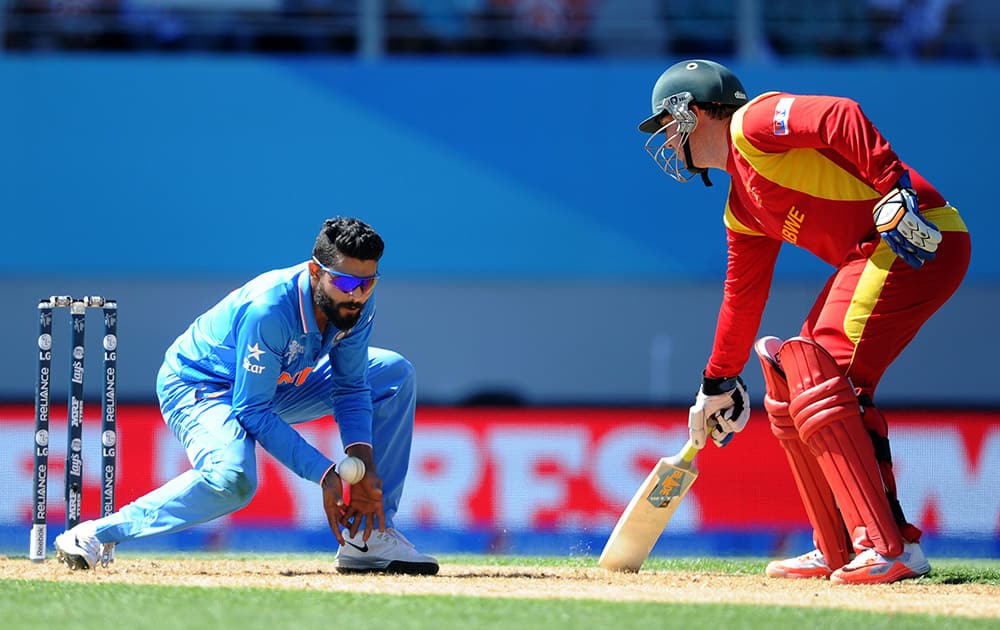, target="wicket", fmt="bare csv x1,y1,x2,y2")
30,296,118,563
